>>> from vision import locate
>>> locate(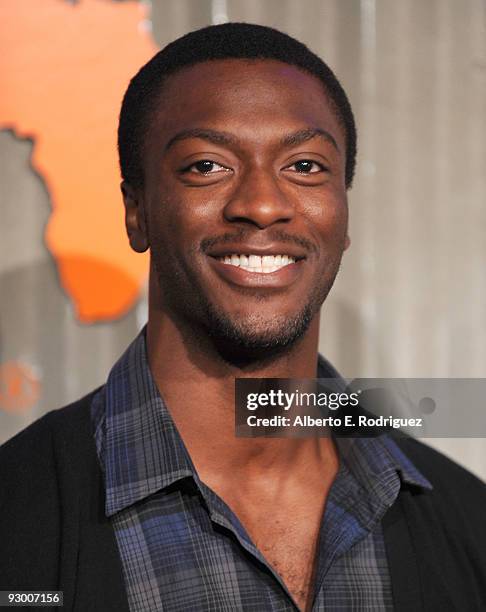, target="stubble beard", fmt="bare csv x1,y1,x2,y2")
152,249,342,364
202,294,315,358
